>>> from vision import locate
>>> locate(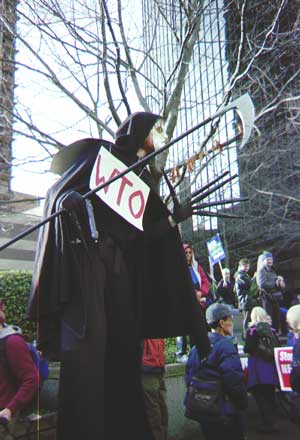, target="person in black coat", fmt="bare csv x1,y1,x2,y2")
26,112,210,440
234,258,253,339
